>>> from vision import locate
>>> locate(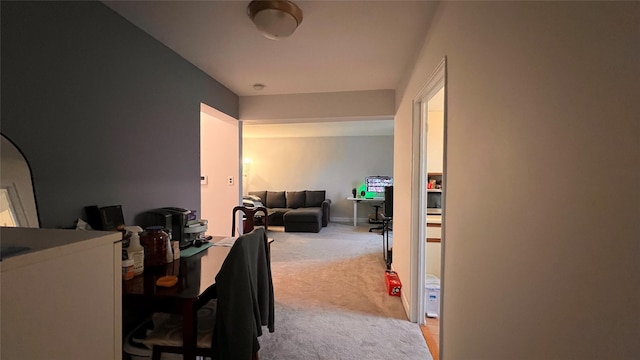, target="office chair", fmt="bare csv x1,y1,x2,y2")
381,186,393,269
369,204,384,233
145,228,274,360
232,205,268,236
